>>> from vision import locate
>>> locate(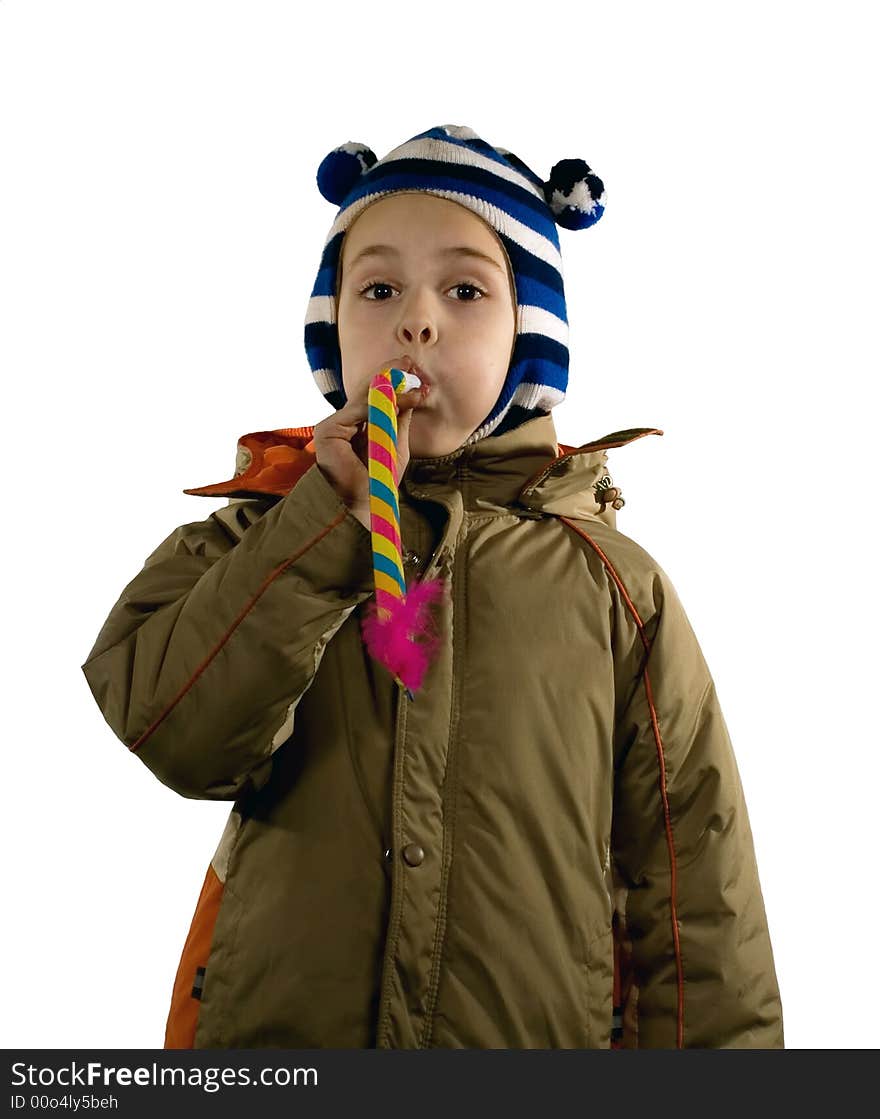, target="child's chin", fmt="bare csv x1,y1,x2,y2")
410,427,469,460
